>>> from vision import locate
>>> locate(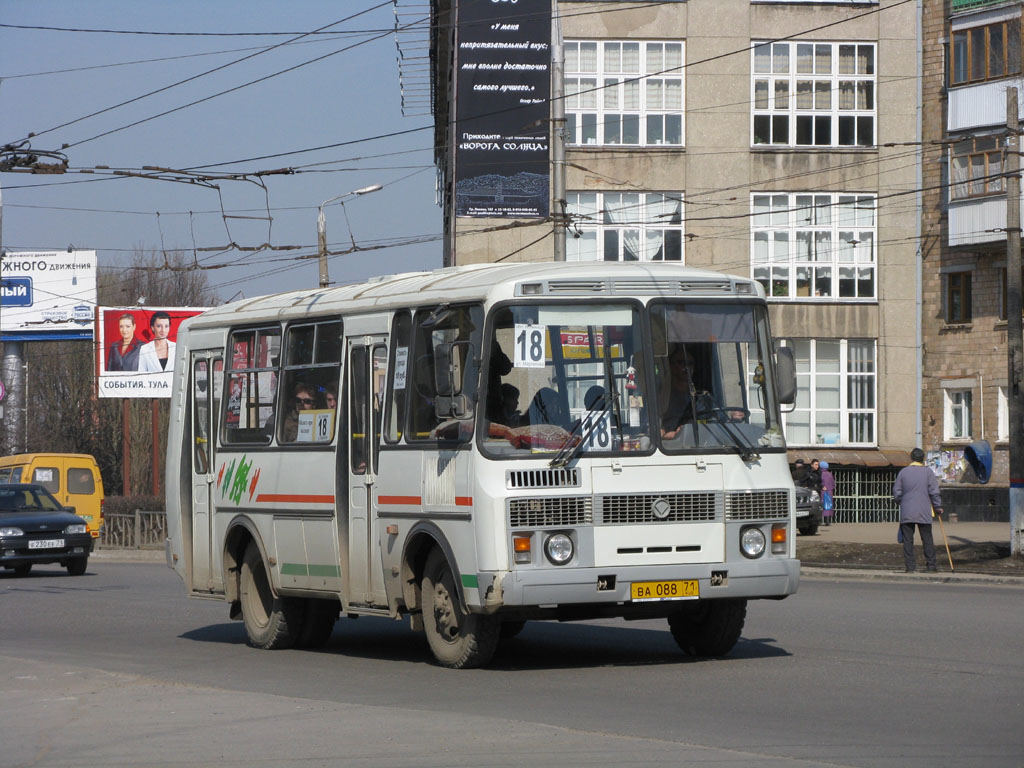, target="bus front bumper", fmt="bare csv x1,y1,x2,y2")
470,558,800,614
